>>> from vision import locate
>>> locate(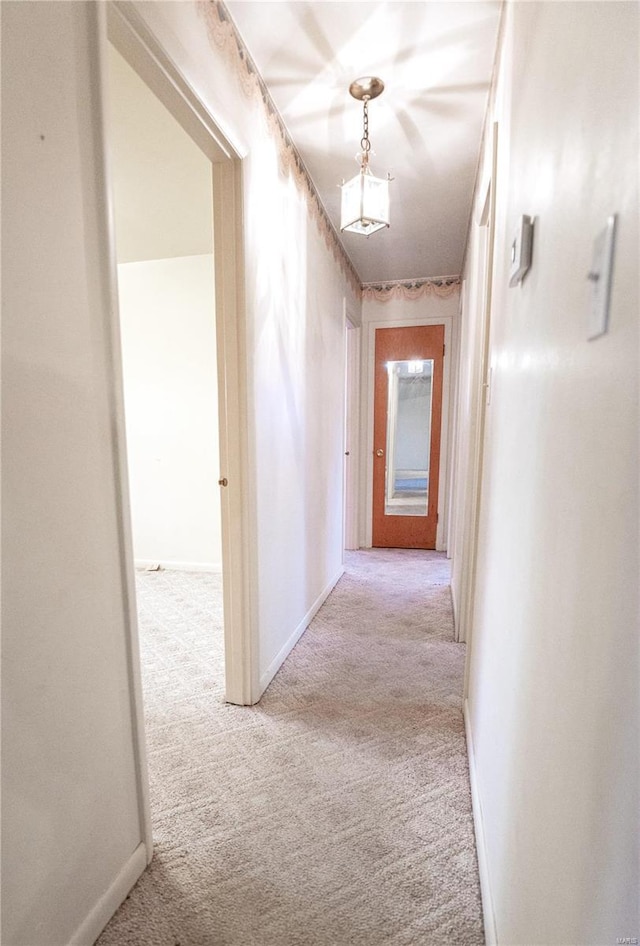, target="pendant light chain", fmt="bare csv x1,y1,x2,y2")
360,97,371,167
